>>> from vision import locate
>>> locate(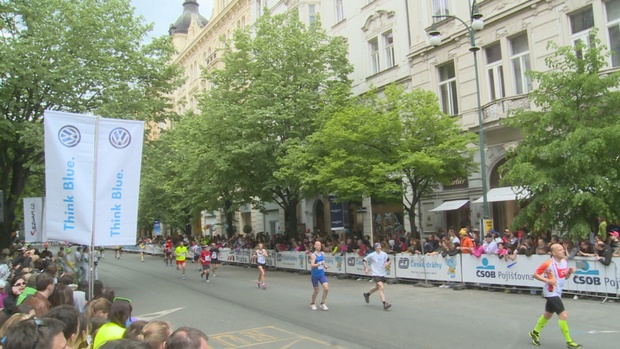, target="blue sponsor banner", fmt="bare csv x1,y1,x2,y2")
153,220,161,236
329,195,348,230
